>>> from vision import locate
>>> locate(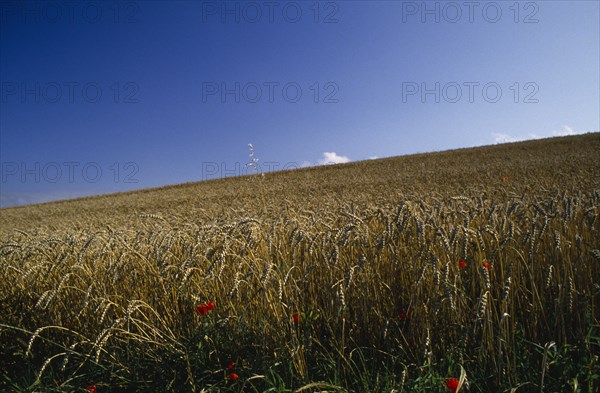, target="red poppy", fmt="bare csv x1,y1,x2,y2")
292,313,301,324
445,378,459,393
459,260,467,269
196,305,208,316
85,386,97,393
502,175,510,182
483,261,491,271
226,373,239,381
227,362,234,370
196,302,215,317
398,307,412,321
